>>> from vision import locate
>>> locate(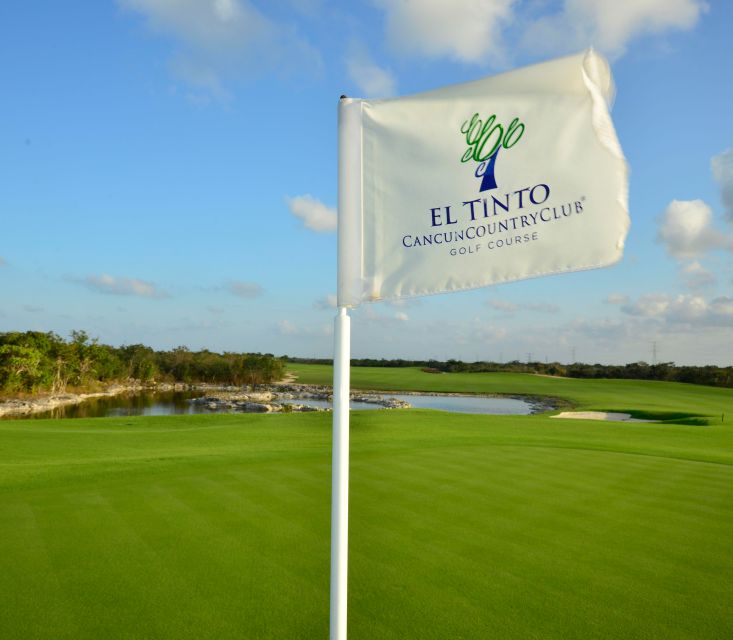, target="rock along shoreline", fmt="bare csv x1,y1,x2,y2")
0,382,413,418
188,383,413,414
0,381,558,418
